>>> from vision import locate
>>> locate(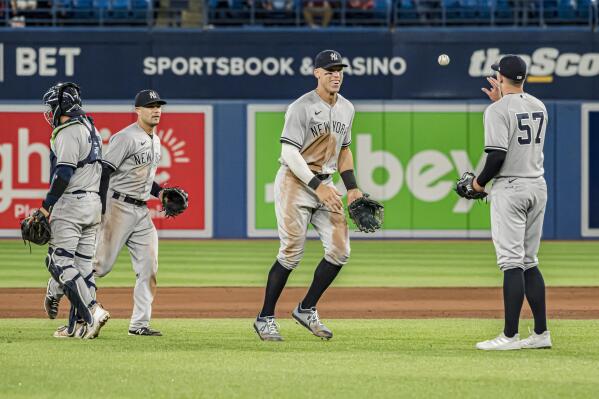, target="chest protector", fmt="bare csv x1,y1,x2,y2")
49,116,102,176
